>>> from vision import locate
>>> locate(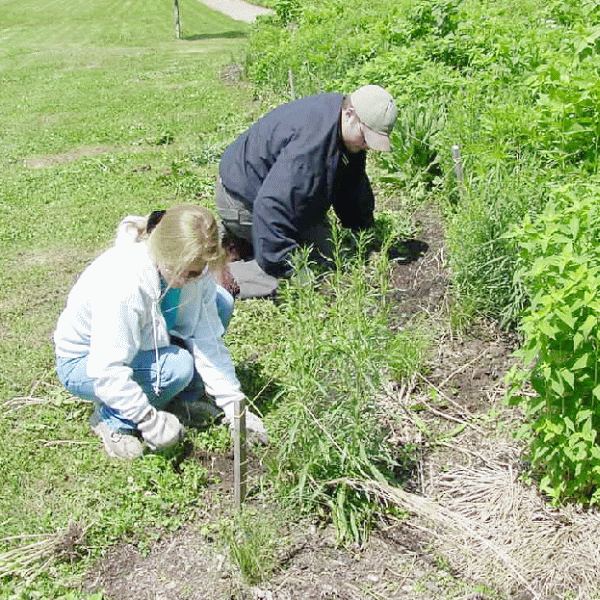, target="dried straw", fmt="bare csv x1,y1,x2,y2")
0,522,87,582
334,450,600,600
432,460,600,599
335,476,541,599
359,369,600,599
